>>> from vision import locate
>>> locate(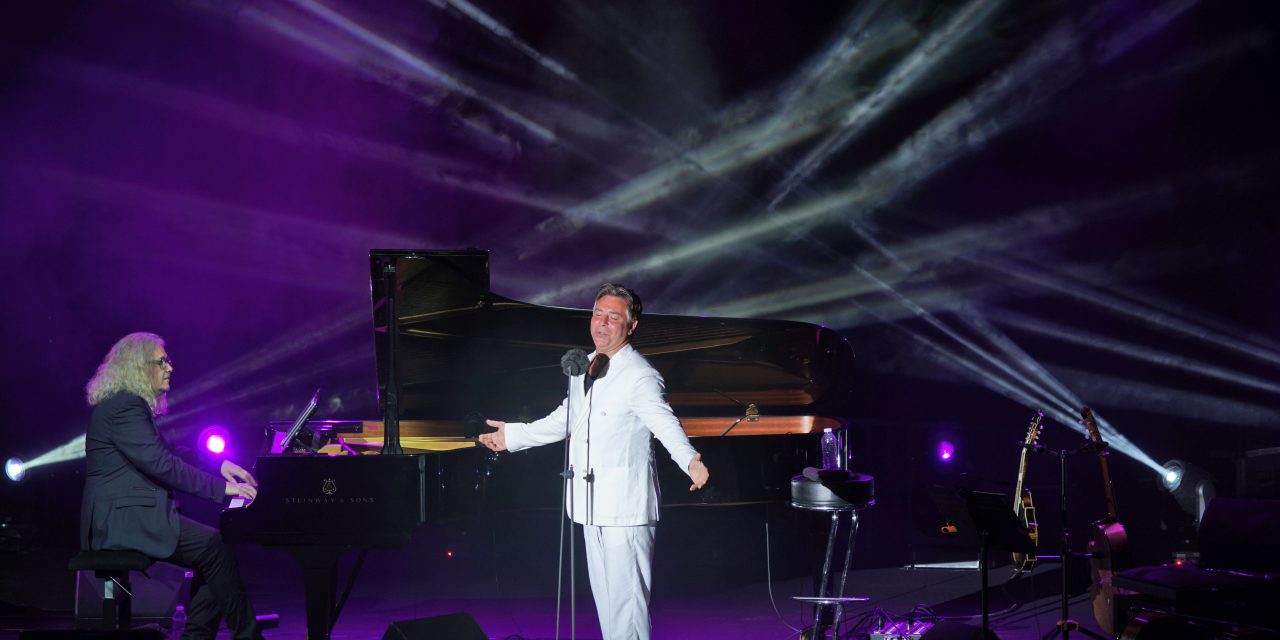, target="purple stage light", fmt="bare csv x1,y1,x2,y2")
937,440,955,462
198,426,230,456
207,435,226,454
